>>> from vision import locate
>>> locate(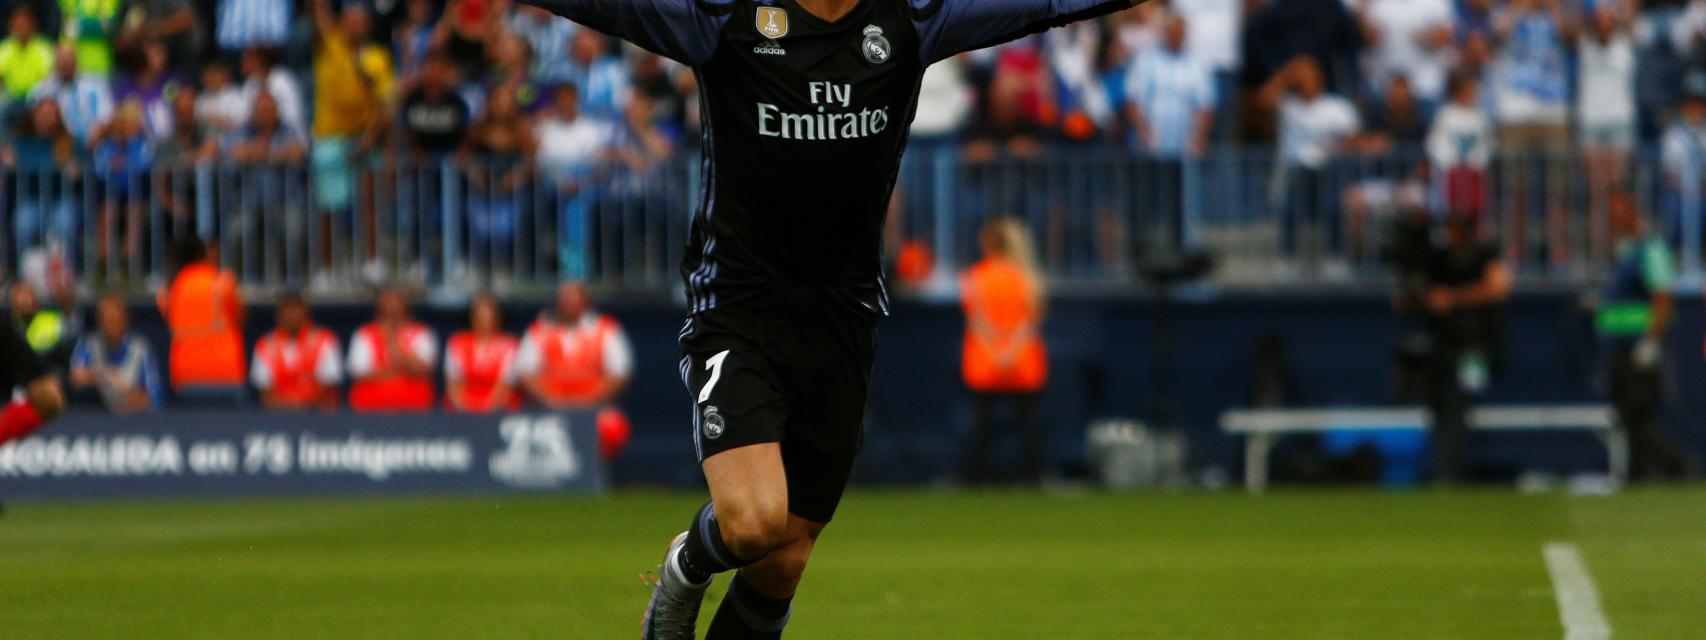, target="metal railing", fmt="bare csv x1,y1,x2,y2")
895,144,1705,291
3,155,697,297
3,145,1701,297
